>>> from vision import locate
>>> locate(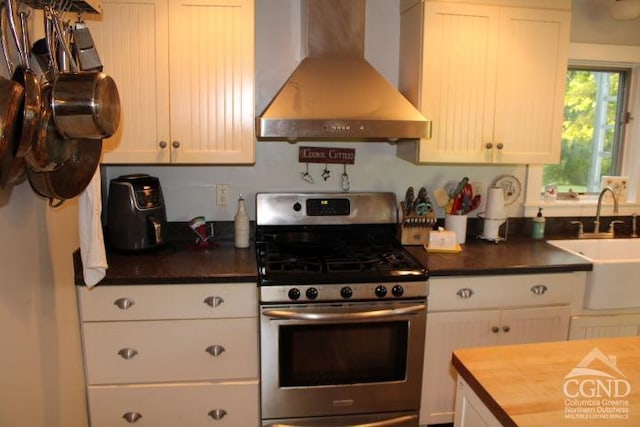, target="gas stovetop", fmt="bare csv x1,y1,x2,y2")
255,192,429,303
